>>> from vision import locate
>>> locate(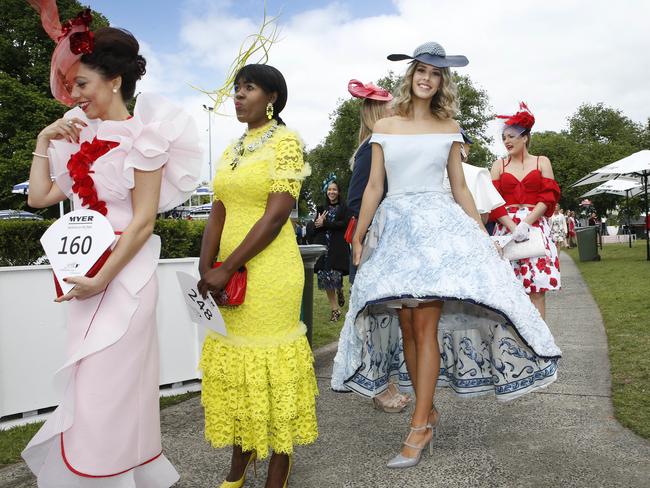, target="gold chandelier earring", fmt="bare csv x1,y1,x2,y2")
266,102,274,120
